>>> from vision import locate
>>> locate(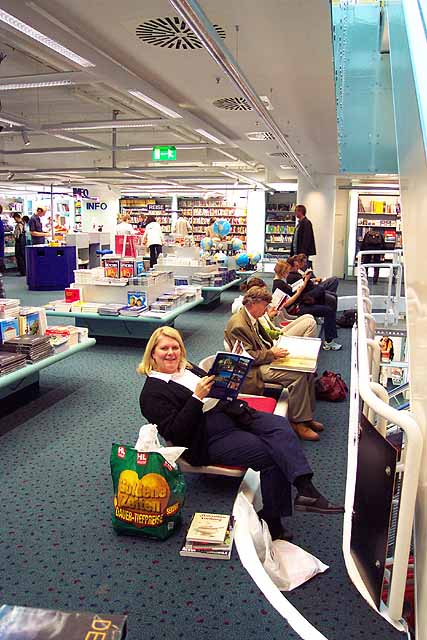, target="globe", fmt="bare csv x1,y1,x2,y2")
231,237,243,251
236,252,249,267
250,252,261,265
213,219,231,237
214,251,228,266
200,237,213,251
